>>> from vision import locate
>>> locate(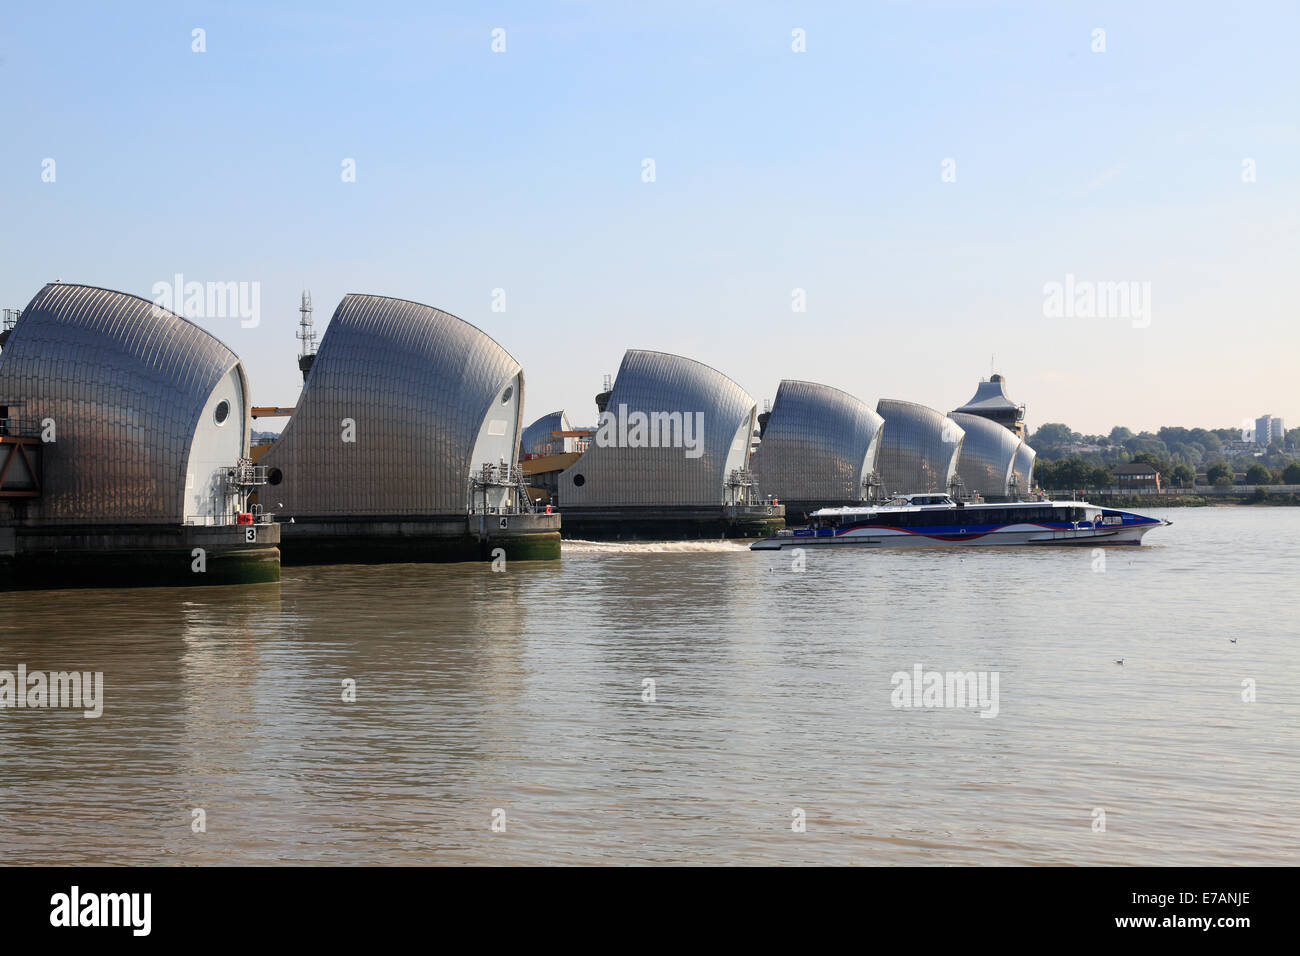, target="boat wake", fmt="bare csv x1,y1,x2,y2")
562,539,751,554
